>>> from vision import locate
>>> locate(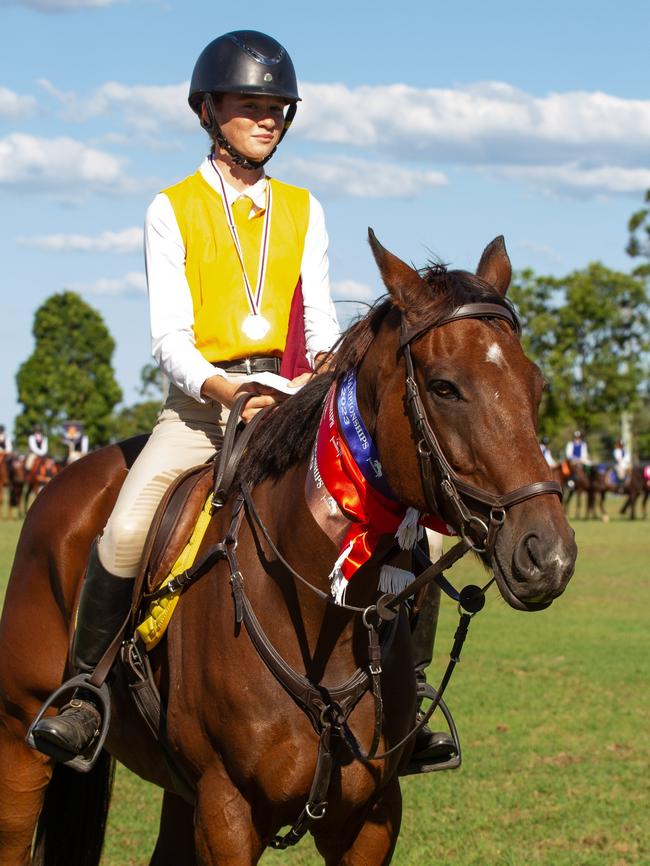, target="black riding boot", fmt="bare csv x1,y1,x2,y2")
31,540,134,760
408,582,457,765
